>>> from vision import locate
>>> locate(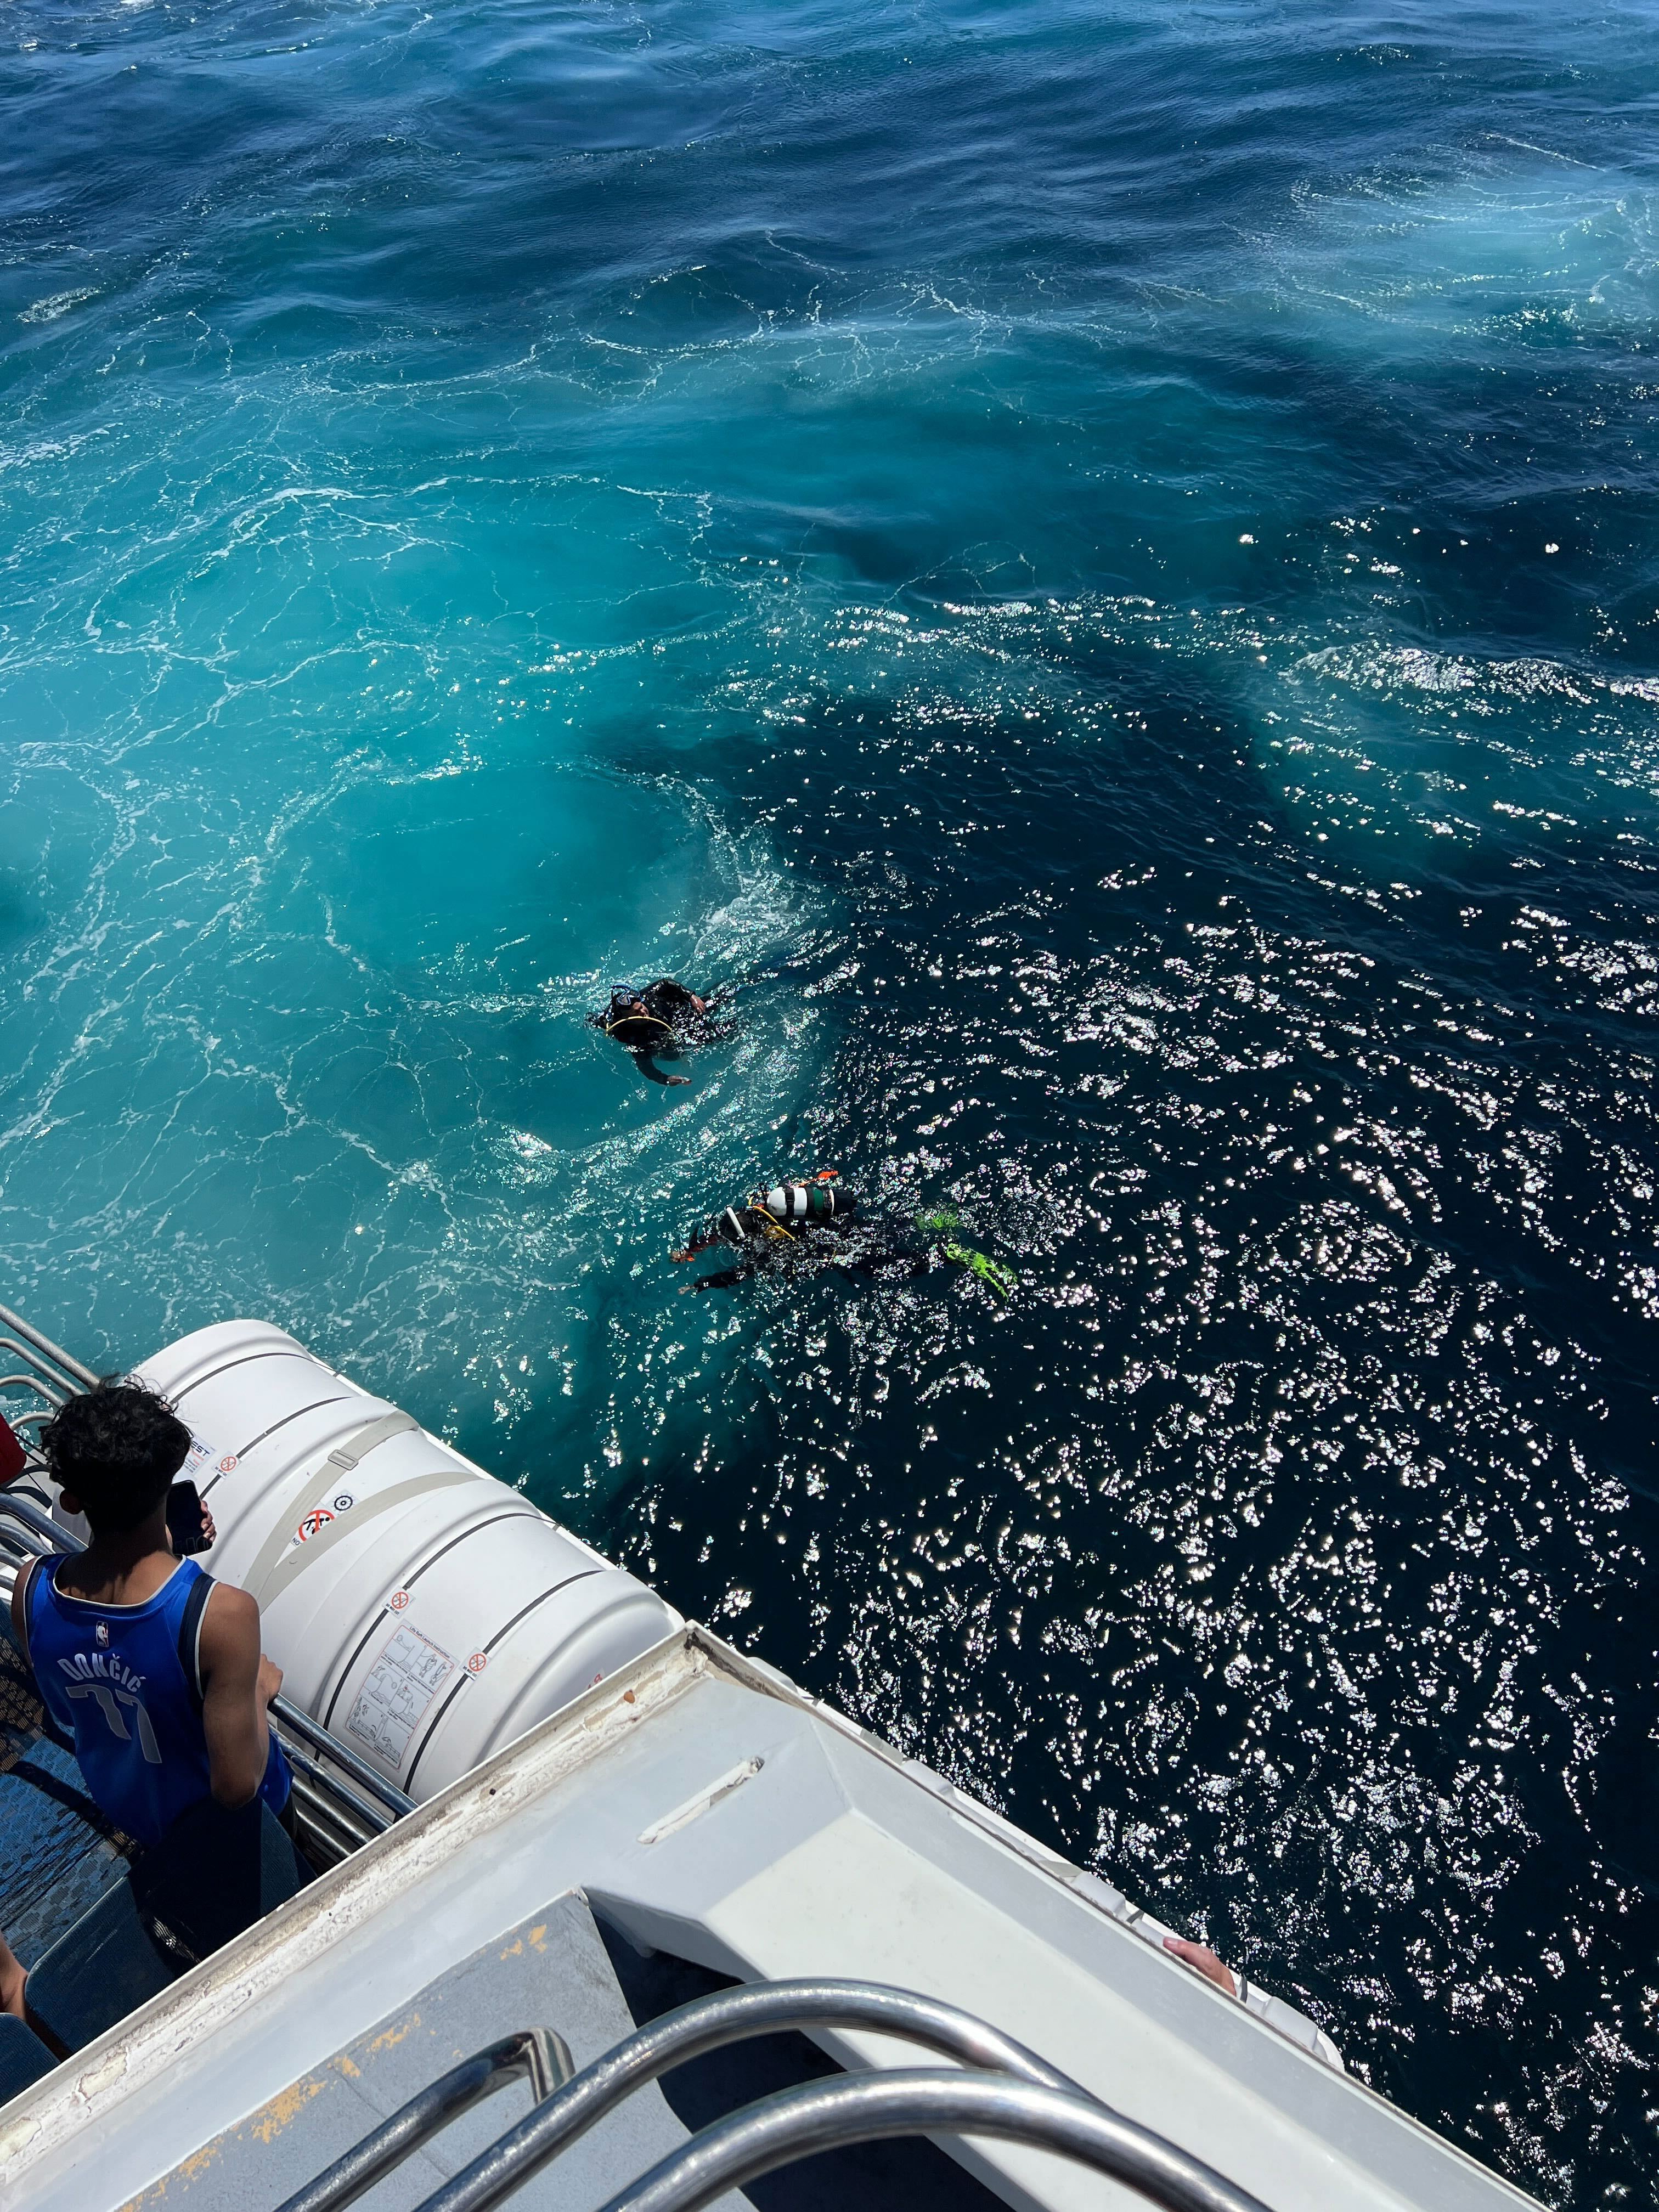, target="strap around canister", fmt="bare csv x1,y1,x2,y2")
239,1410,423,1603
